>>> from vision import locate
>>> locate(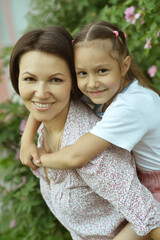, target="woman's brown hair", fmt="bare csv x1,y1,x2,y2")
10,26,82,99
